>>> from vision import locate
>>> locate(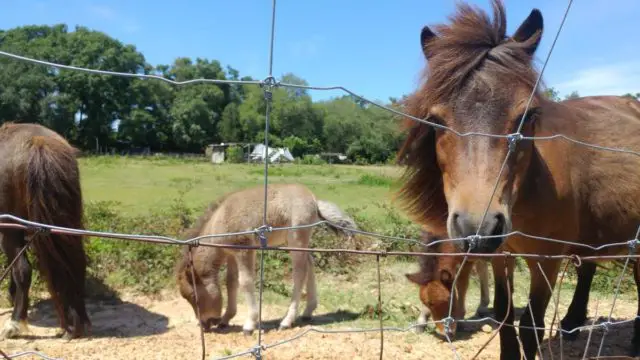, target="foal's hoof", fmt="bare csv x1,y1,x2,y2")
278,324,292,331
475,307,491,317
412,324,427,334
0,327,19,340
217,323,229,330
299,316,313,323
243,329,254,336
1,320,28,340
